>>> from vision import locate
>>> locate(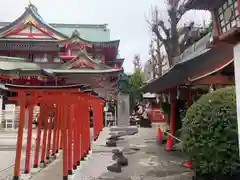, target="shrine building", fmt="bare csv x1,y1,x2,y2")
0,3,123,100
